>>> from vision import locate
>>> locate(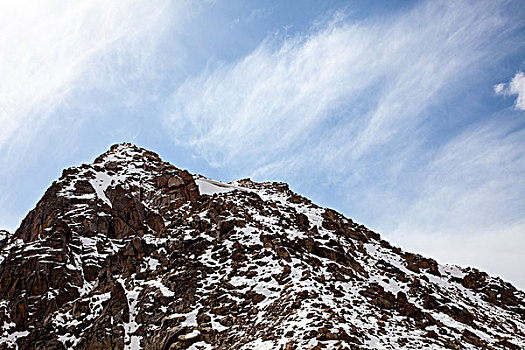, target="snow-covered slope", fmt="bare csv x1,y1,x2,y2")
0,143,523,350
